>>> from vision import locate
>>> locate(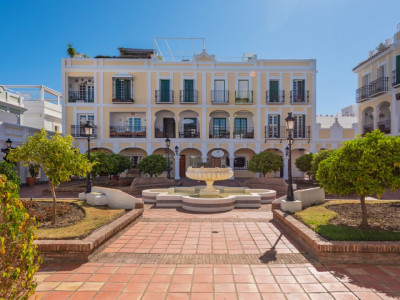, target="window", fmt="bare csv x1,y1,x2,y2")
269,80,279,102
377,65,385,78
234,157,246,168
234,118,247,138
293,79,305,102
294,114,306,138
238,80,249,91
213,80,226,102
160,80,170,102
362,74,371,86
114,78,133,100
268,115,280,138
213,118,226,137
54,125,59,132
184,80,194,102
127,117,142,132
78,114,94,125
